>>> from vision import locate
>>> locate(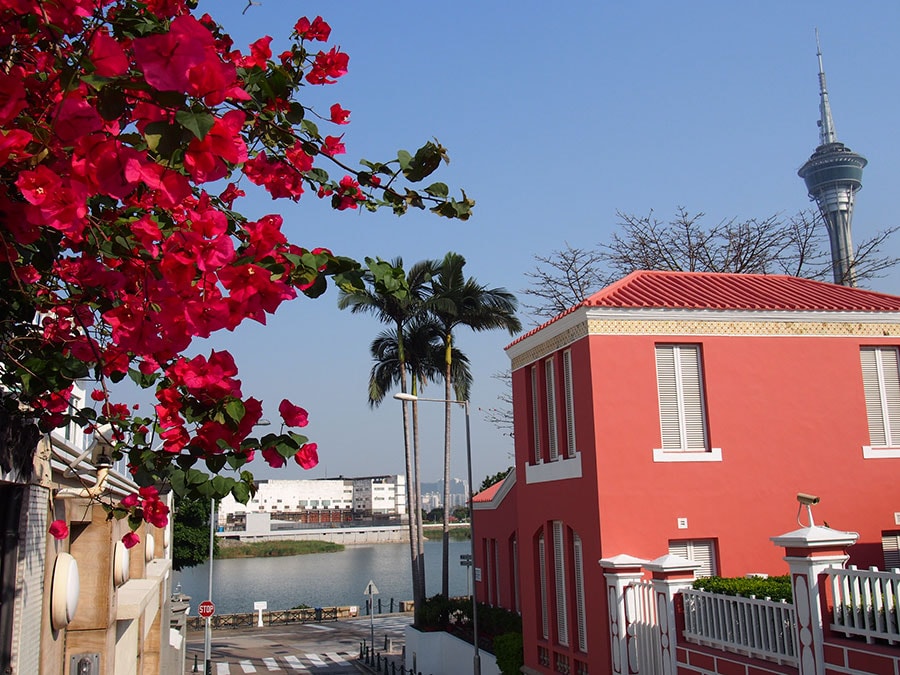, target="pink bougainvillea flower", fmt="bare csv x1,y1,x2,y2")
278,399,309,427
306,47,348,85
321,135,345,156
89,29,129,77
122,531,140,549
49,520,69,540
329,103,350,125
294,443,318,469
294,16,331,42
261,447,285,468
